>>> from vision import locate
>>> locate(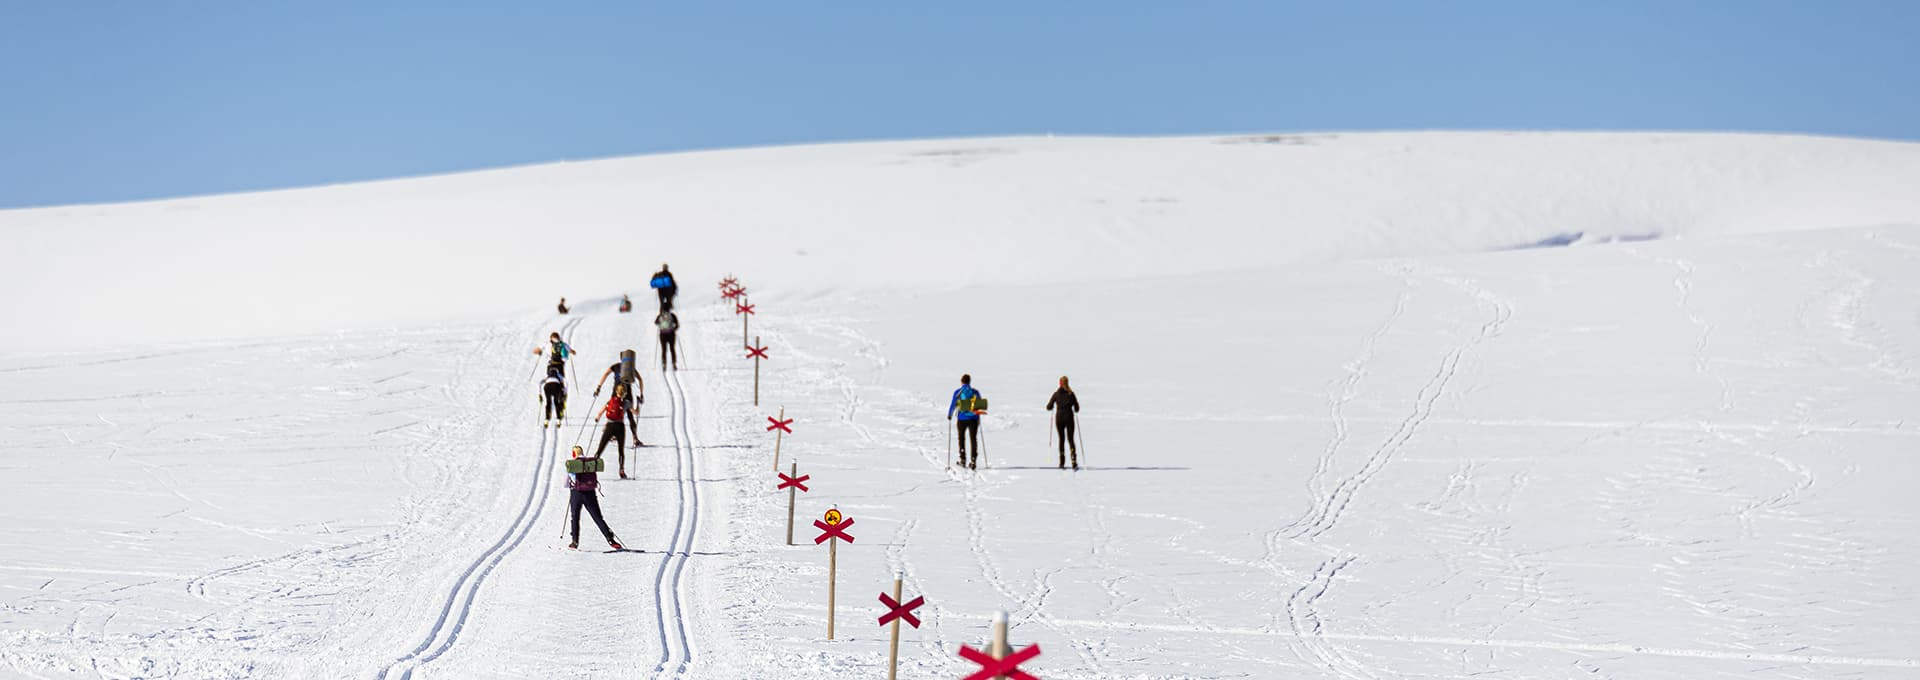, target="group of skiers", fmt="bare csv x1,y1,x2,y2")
946,373,1083,470
539,264,687,550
